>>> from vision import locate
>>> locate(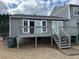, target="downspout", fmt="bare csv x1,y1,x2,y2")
9,15,11,37
68,4,71,47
